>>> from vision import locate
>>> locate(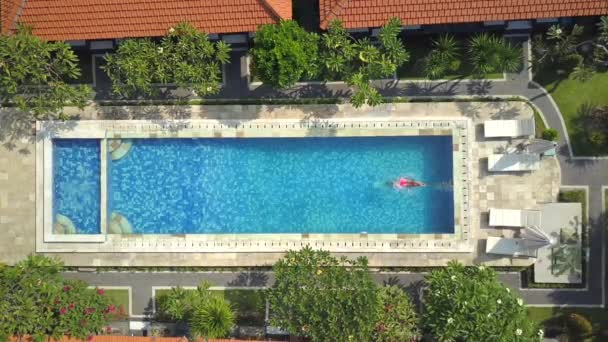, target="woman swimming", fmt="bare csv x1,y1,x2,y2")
393,177,425,190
